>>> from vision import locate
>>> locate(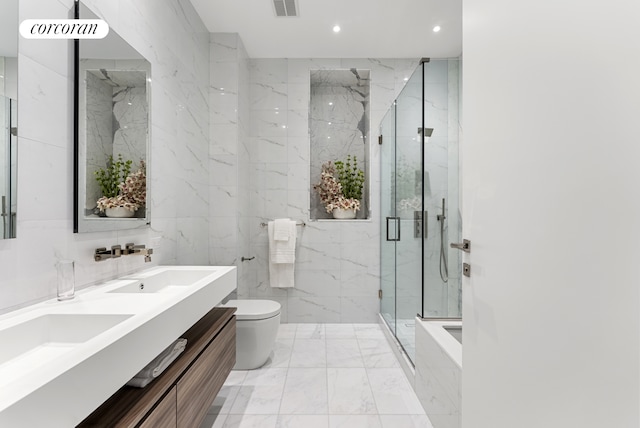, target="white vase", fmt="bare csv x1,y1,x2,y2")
332,208,357,219
105,207,135,218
